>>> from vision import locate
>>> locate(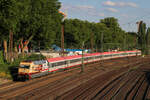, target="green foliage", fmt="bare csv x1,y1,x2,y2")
26,54,46,61
63,17,136,51
138,21,150,55
0,0,19,40
126,32,138,50
0,51,4,64
64,19,91,48
0,64,8,73
0,0,137,52
0,63,16,79
146,27,150,54
0,64,10,79
0,0,62,49
100,17,119,28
